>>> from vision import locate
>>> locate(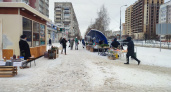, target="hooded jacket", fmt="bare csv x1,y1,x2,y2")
111,38,120,48
127,37,134,56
